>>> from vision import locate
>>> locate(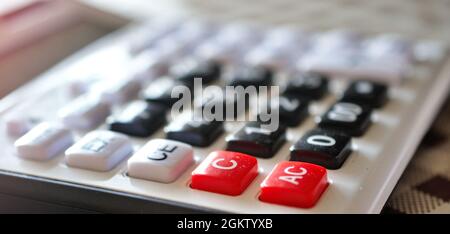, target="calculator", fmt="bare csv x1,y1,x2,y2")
0,16,449,213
